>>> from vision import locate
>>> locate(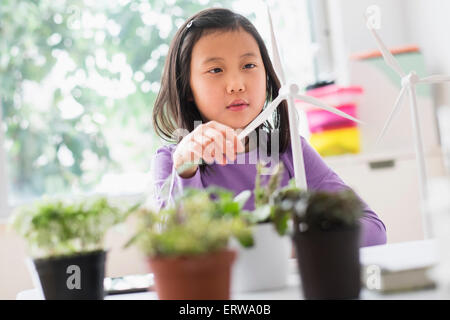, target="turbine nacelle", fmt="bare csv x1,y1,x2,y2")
401,72,420,87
